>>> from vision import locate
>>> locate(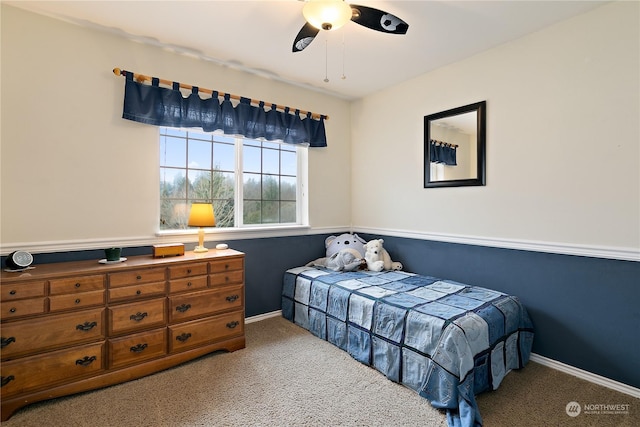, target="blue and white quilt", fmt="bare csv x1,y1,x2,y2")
281,267,534,427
